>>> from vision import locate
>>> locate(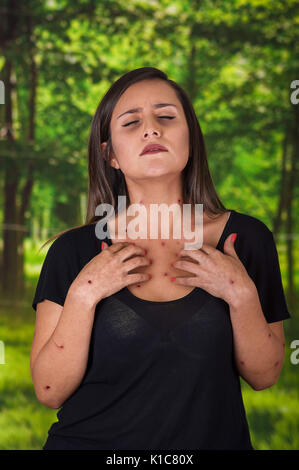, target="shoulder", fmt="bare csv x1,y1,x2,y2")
231,209,273,244
229,210,276,263
56,223,98,243
45,223,100,260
